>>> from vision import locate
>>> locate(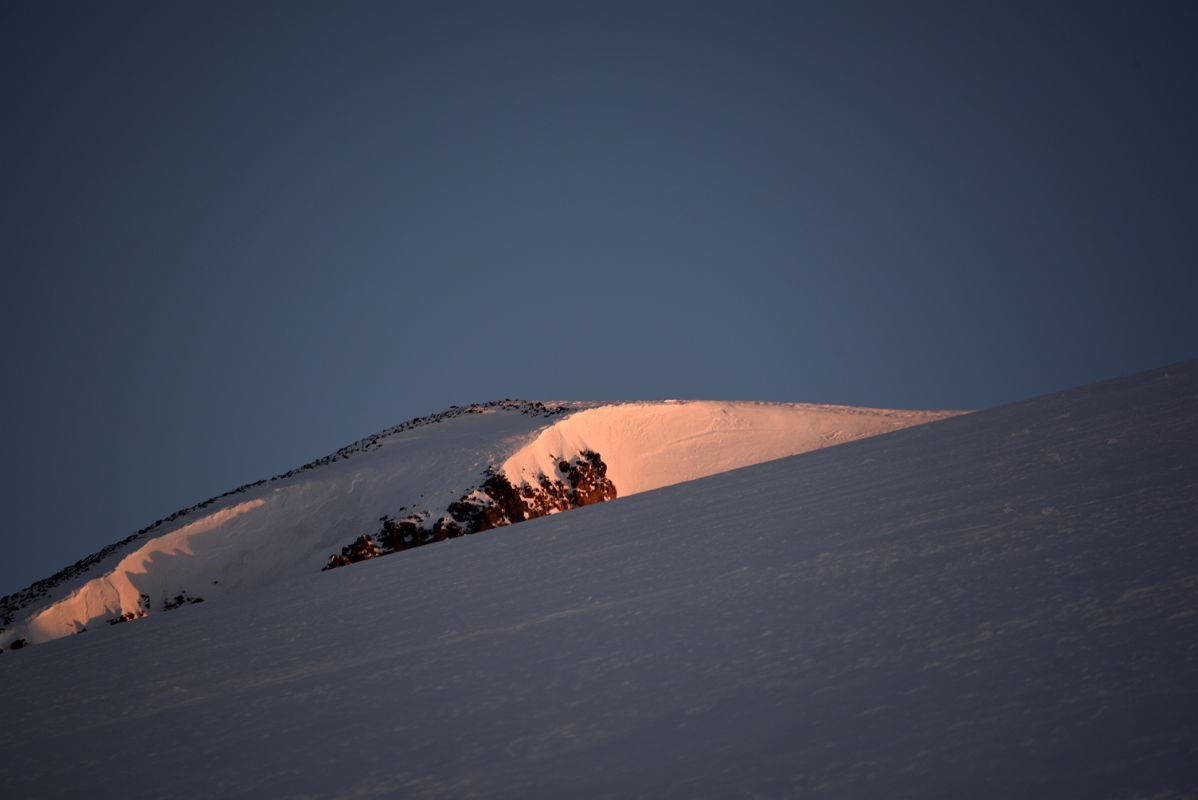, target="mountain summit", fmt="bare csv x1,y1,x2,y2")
1,364,1195,798
0,399,954,649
